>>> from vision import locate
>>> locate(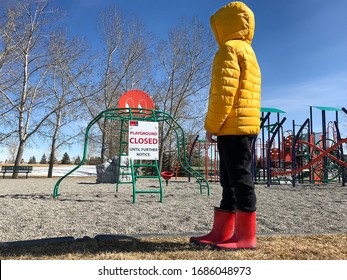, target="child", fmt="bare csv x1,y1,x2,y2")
190,1,261,250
